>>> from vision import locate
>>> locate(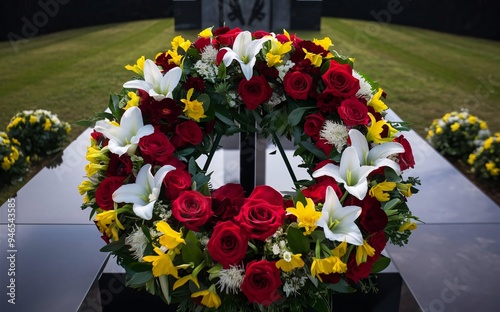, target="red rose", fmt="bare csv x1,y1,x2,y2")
106,153,133,177
211,183,246,220
194,37,210,52
283,71,313,100
359,197,388,234
303,113,325,140
247,185,284,206
171,190,214,231
95,176,126,210
235,199,285,241
163,169,192,200
241,260,282,306
338,98,370,126
322,60,360,98
302,178,343,203
238,75,273,110
394,135,415,171
172,120,203,147
315,138,334,157
346,254,375,284
139,130,175,165
207,220,249,268
215,27,242,46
